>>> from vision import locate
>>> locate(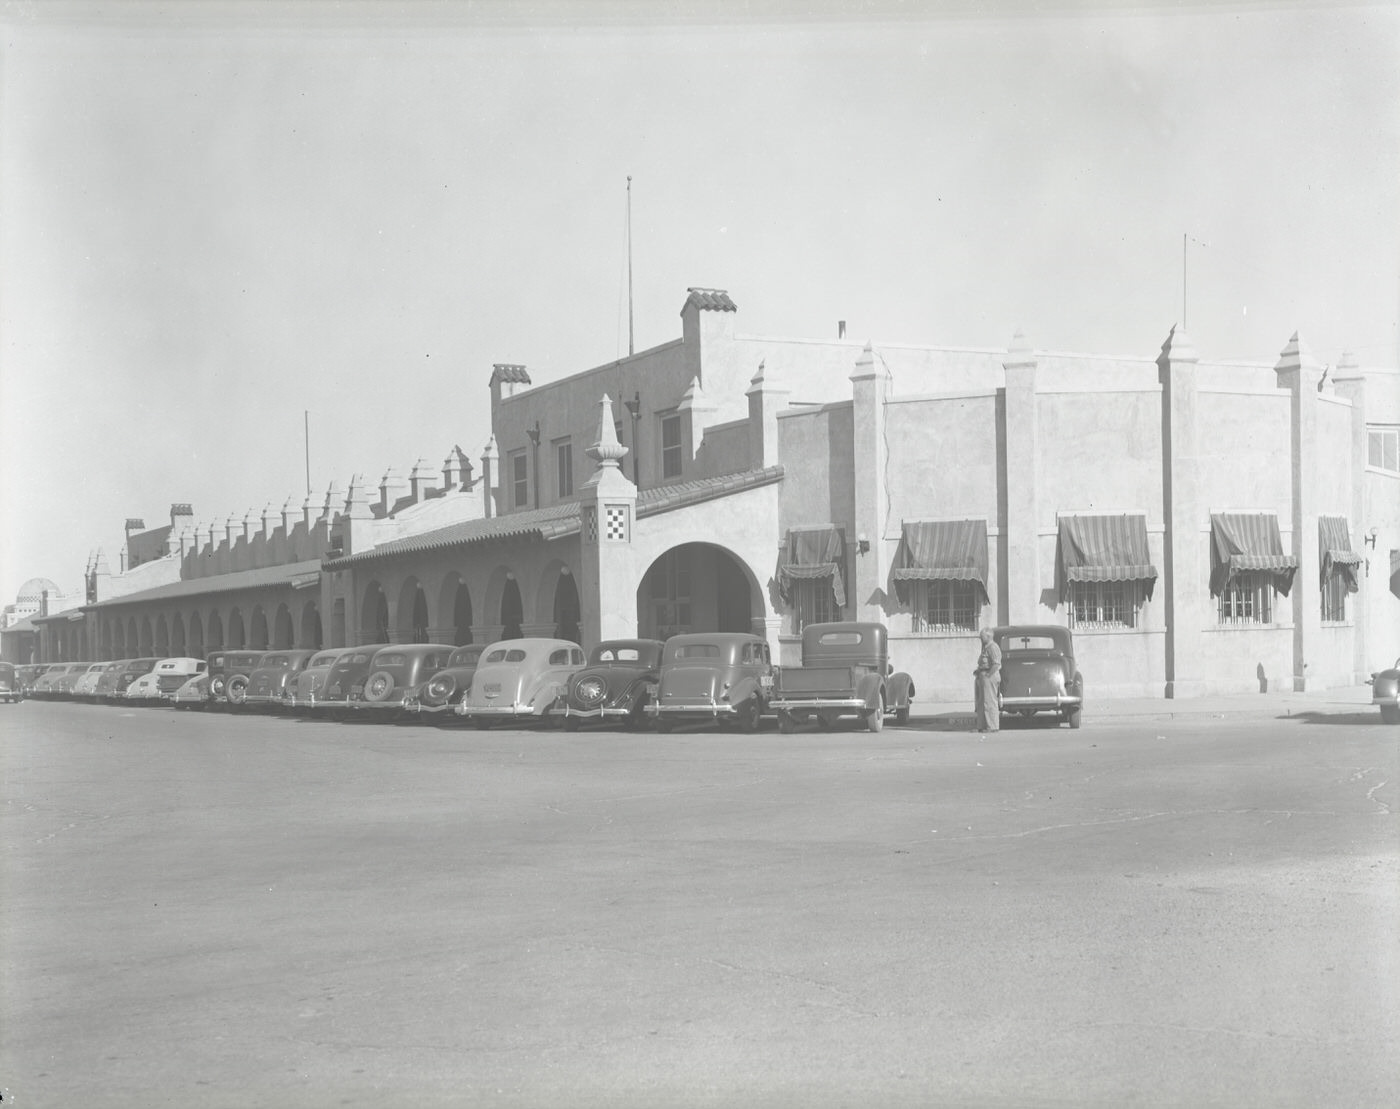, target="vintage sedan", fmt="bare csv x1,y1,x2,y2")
209,651,268,709
356,644,455,718
127,657,208,704
645,633,774,732
993,625,1084,728
401,644,486,716
242,649,317,709
71,661,117,701
0,661,20,704
287,648,352,710
171,672,211,710
1369,658,1400,724
551,639,665,731
94,660,134,700
769,622,914,733
456,639,586,725
106,658,159,701
32,662,86,700
16,664,51,696
307,644,392,716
